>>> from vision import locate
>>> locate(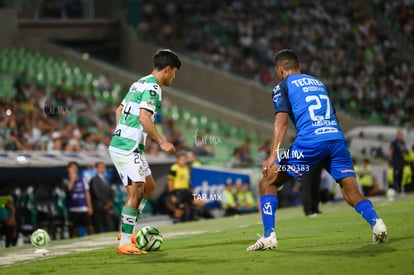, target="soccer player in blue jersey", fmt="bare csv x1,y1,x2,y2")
247,49,388,251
